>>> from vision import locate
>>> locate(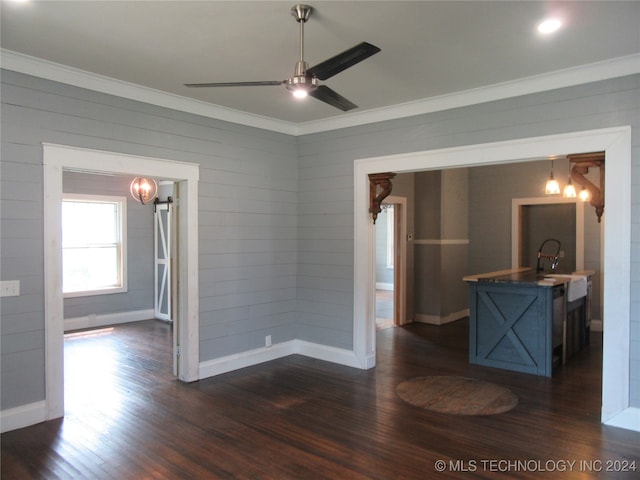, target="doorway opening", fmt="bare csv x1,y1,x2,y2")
354,127,632,428
44,144,200,421
374,196,407,330
511,197,586,272
375,205,394,330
